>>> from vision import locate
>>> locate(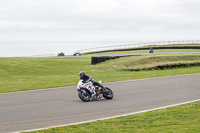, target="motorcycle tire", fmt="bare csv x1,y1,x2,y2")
78,89,91,102
103,87,114,100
